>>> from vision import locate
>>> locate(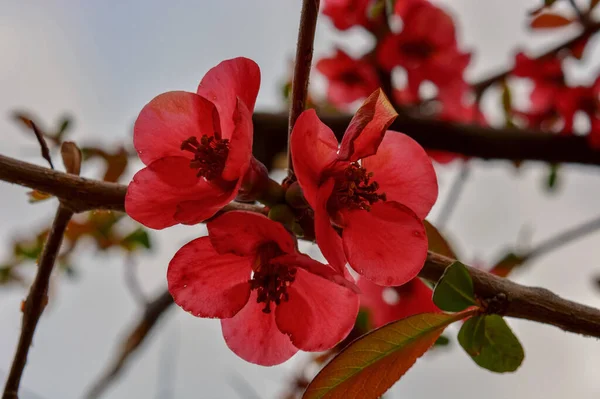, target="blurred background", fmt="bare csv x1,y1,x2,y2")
1,1,600,398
